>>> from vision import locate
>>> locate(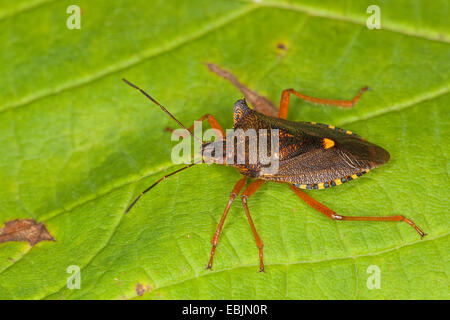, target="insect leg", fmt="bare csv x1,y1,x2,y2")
207,176,248,270
278,86,369,119
206,62,278,117
166,114,225,138
241,179,266,272
289,185,426,238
